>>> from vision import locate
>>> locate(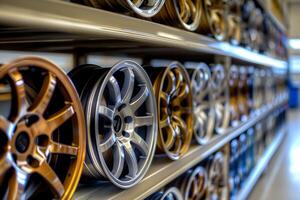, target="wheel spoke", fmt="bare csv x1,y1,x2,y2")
0,158,11,177
0,116,13,135
165,126,176,149
131,132,149,155
160,116,171,128
108,76,121,104
29,73,56,115
8,69,27,121
160,92,170,104
164,71,176,94
112,142,125,178
49,141,78,156
134,115,153,127
99,105,114,121
7,170,27,200
121,67,135,104
47,103,75,134
123,142,138,178
99,134,116,152
132,0,144,7
130,86,148,112
35,161,64,198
